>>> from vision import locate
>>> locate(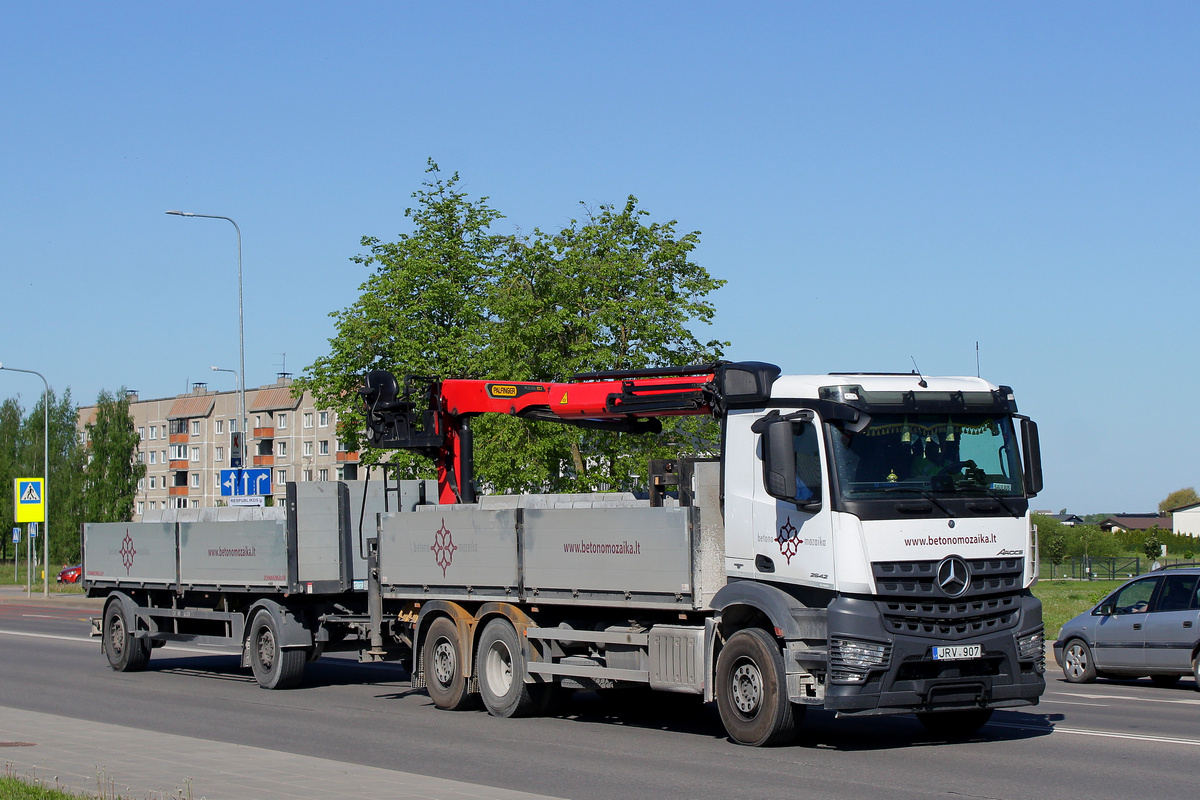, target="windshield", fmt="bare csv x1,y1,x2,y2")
828,413,1024,500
